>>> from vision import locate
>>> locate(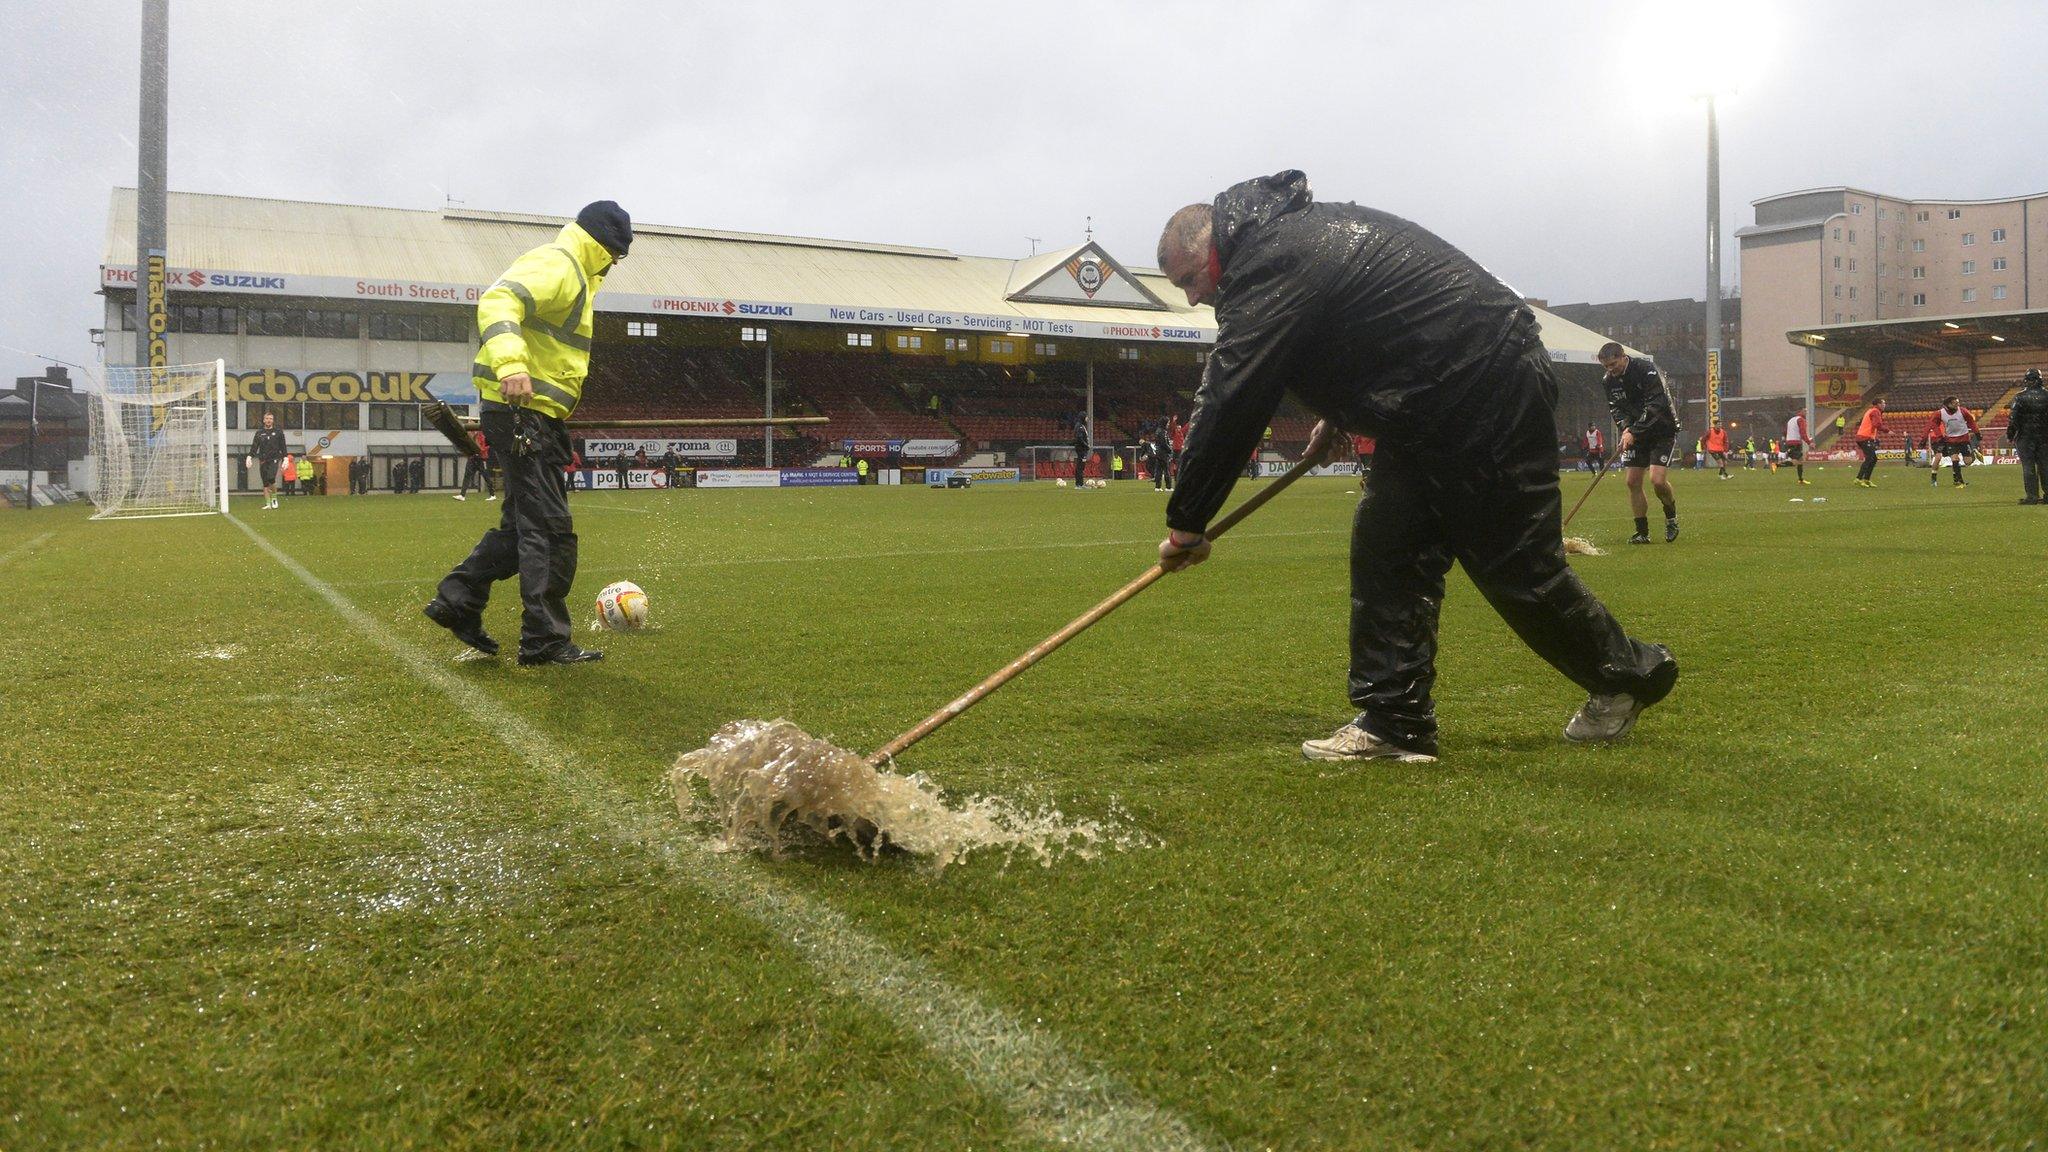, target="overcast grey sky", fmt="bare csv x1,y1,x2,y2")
4,0,2044,384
